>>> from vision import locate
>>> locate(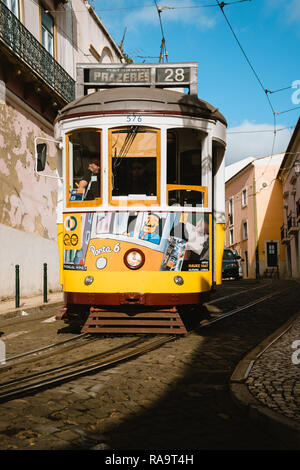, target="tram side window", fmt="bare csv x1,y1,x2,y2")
179,149,202,186
167,129,203,207
68,131,101,202
111,127,158,199
167,131,177,185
